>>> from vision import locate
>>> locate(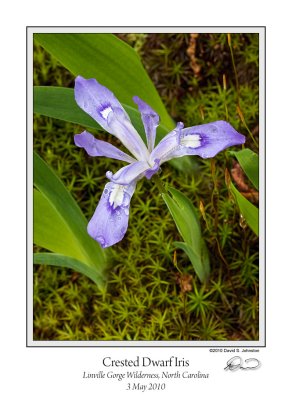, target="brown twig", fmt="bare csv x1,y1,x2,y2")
187,33,201,77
